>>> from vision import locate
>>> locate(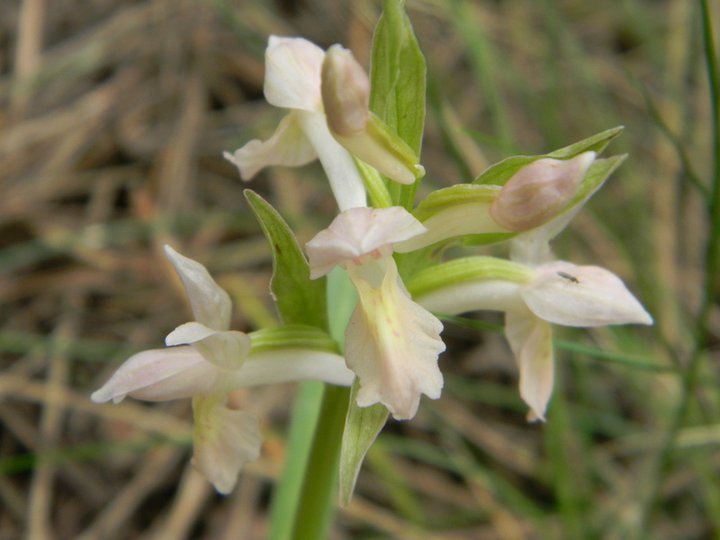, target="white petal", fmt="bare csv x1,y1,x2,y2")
191,395,261,494
163,246,232,330
223,113,317,180
306,206,426,278
505,311,554,421
91,347,220,403
396,202,507,253
264,36,324,111
296,111,367,211
345,259,445,420
416,280,524,315
521,261,653,327
232,349,354,387
166,322,251,370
